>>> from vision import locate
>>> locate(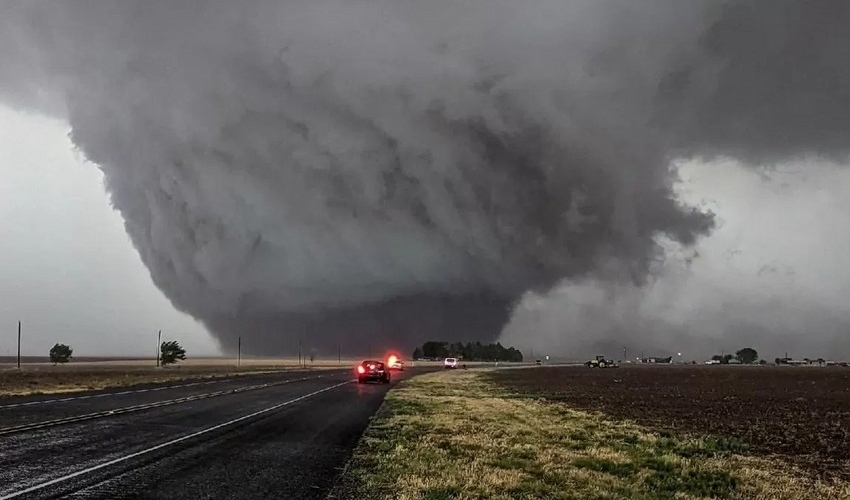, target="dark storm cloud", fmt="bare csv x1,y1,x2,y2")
1,1,847,353
658,0,850,162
